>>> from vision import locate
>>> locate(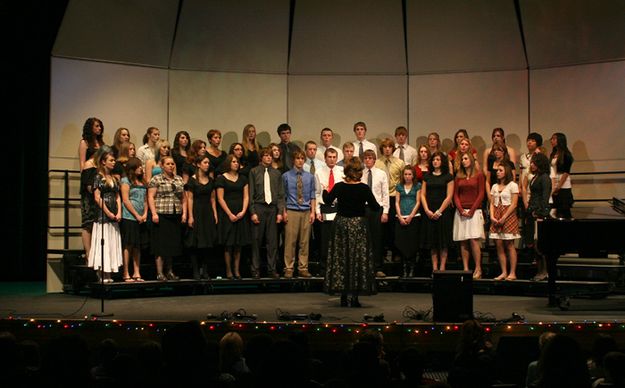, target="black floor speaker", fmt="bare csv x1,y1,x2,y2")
432,270,473,322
